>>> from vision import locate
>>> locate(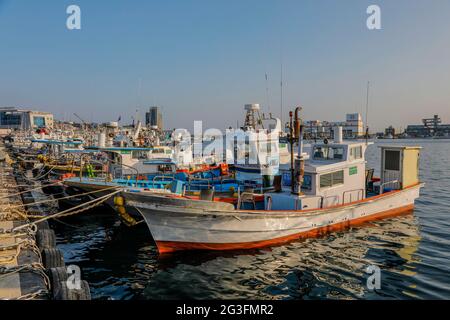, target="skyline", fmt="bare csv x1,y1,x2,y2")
1,0,449,131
